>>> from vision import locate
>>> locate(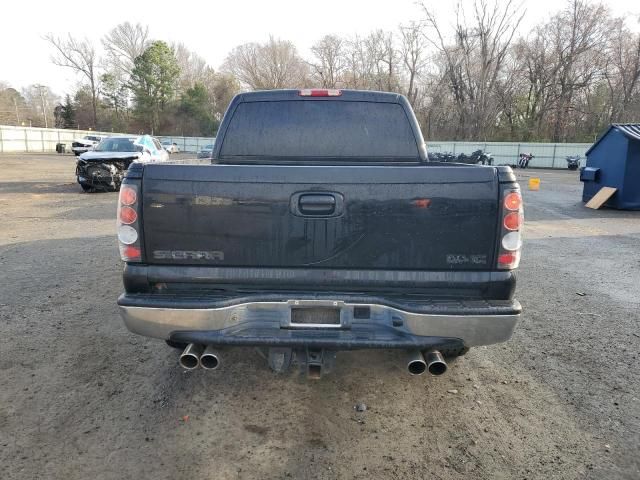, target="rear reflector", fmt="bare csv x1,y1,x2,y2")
299,89,342,97
120,245,141,262
498,252,518,266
